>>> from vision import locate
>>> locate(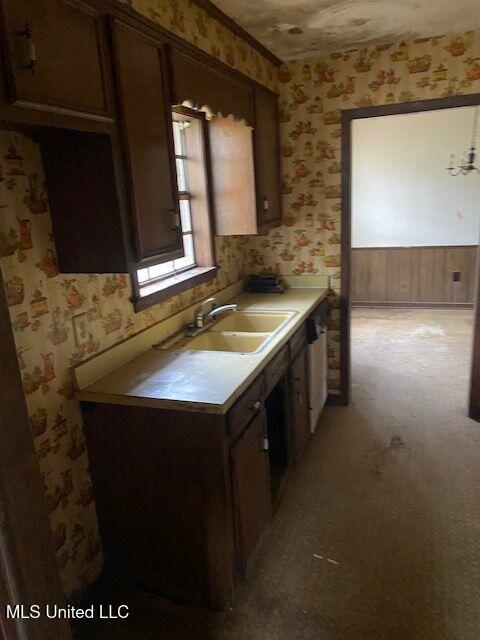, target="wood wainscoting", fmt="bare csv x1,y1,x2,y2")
351,245,478,307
